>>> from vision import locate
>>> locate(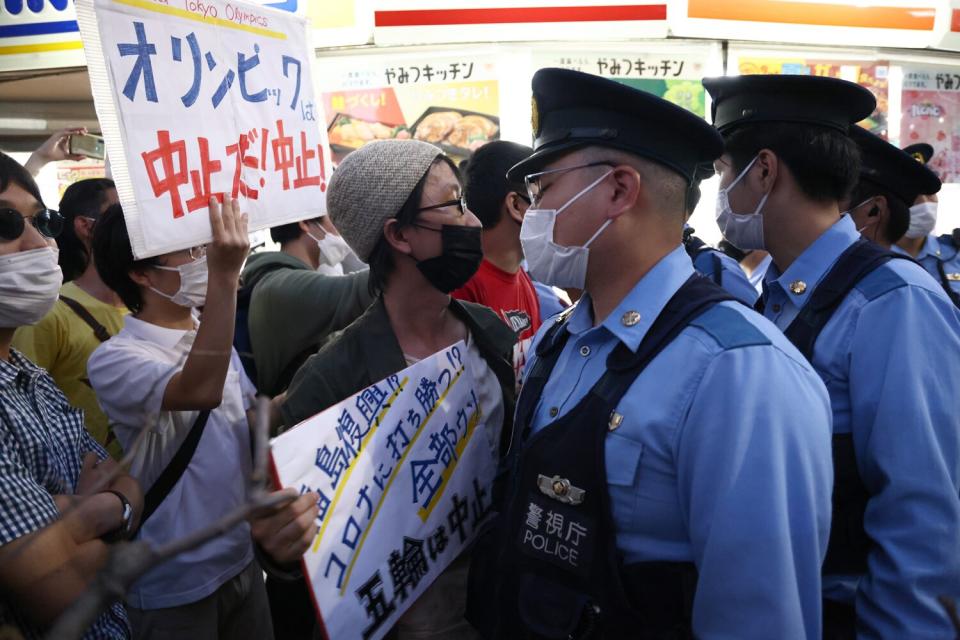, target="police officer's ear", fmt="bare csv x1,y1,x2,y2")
852,196,882,241
748,149,779,194
504,191,528,226
606,164,642,219
870,195,890,241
